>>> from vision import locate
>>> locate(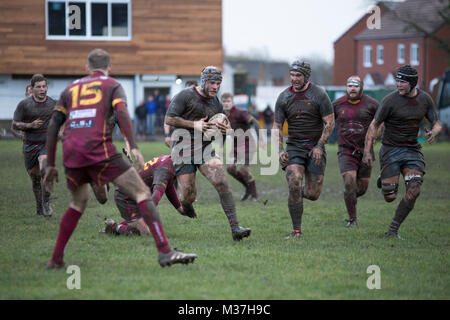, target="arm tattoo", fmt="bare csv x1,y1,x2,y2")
166,116,194,130
318,114,335,145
